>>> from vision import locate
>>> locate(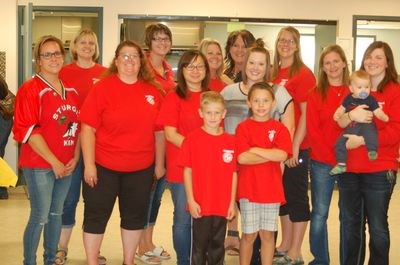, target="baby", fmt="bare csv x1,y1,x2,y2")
330,70,389,175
